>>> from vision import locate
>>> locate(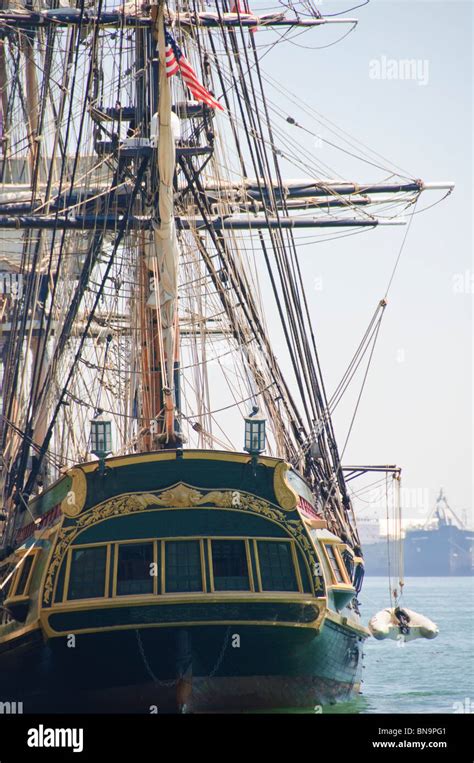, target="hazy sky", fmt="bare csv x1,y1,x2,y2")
98,0,471,525
245,0,472,522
